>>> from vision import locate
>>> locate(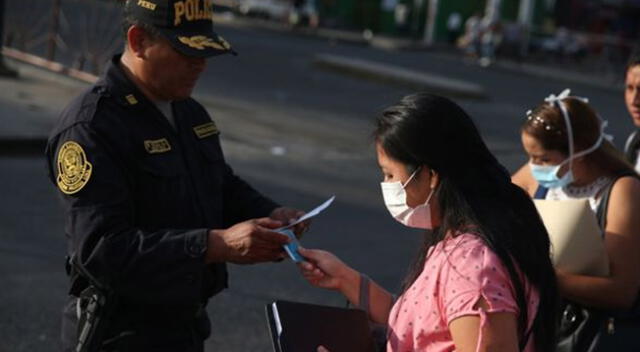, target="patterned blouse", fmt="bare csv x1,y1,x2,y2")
387,233,539,352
